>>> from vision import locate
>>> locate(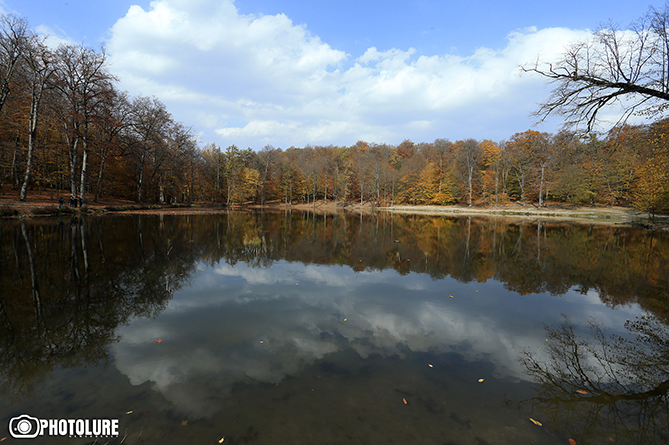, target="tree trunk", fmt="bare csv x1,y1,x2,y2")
79,141,88,203
467,166,473,206
19,122,36,201
94,156,106,202
11,133,19,190
538,165,545,208
69,135,79,198
136,151,145,203
20,86,43,202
